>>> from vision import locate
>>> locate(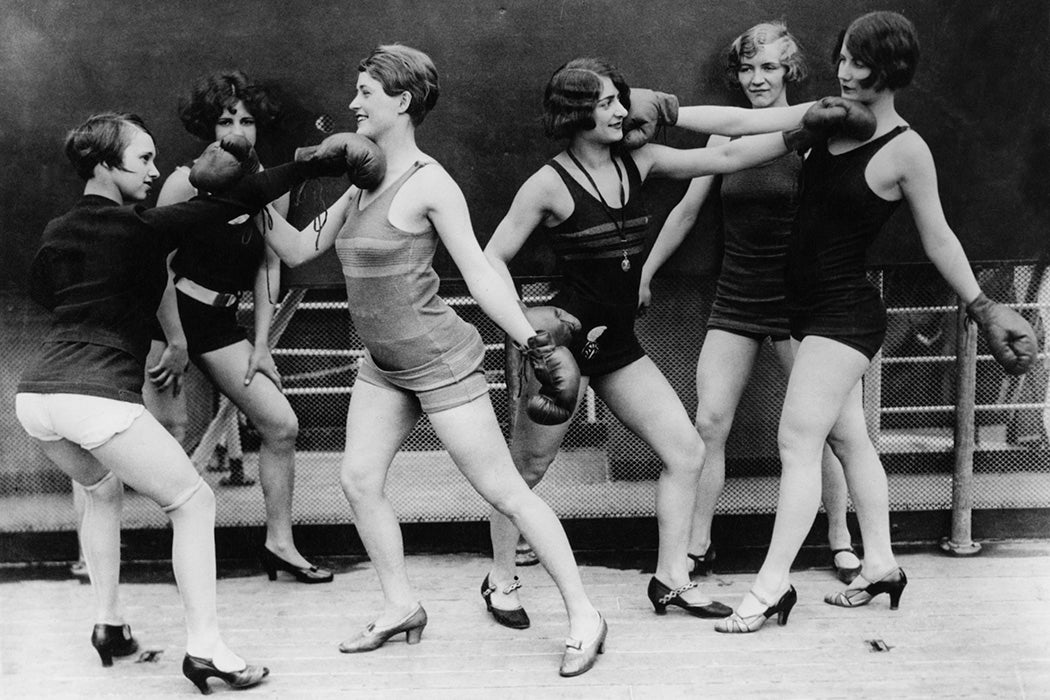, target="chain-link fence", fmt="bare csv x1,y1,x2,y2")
1,263,1047,533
